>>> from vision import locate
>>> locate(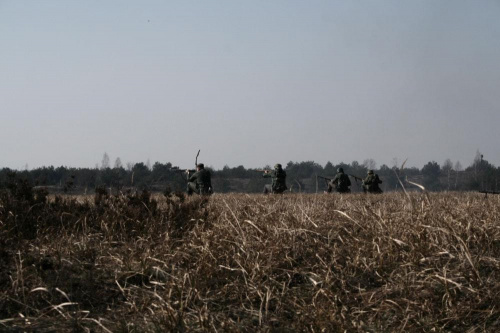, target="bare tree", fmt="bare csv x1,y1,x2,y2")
362,158,377,170
101,152,110,170
391,157,399,169
114,157,123,169
442,159,453,190
454,161,463,189
473,150,482,178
